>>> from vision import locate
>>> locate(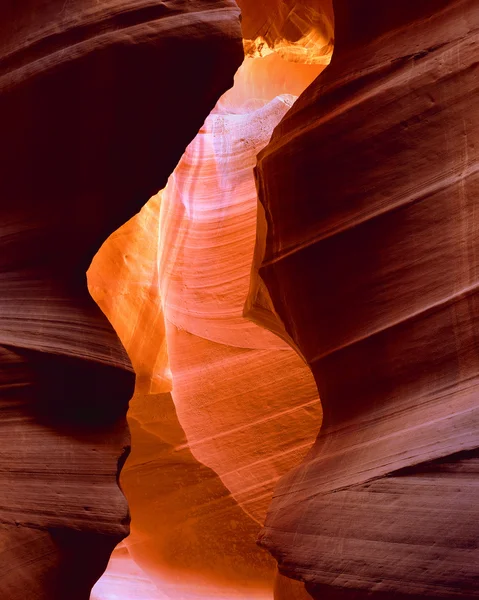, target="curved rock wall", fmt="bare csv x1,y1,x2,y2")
89,190,278,600
0,1,243,597
254,0,479,597
159,94,322,526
